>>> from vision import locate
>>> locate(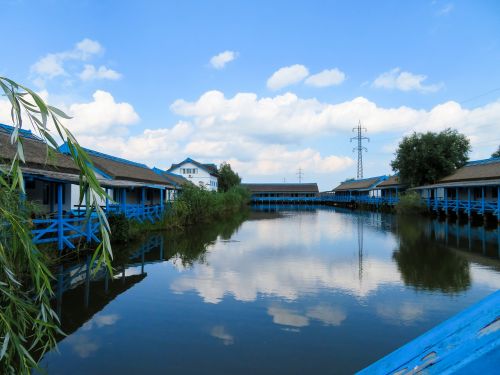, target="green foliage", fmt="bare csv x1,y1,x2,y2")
168,185,250,228
391,128,470,187
0,186,59,374
393,216,470,293
395,191,426,215
0,77,113,373
108,214,131,243
217,162,241,192
492,145,500,158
